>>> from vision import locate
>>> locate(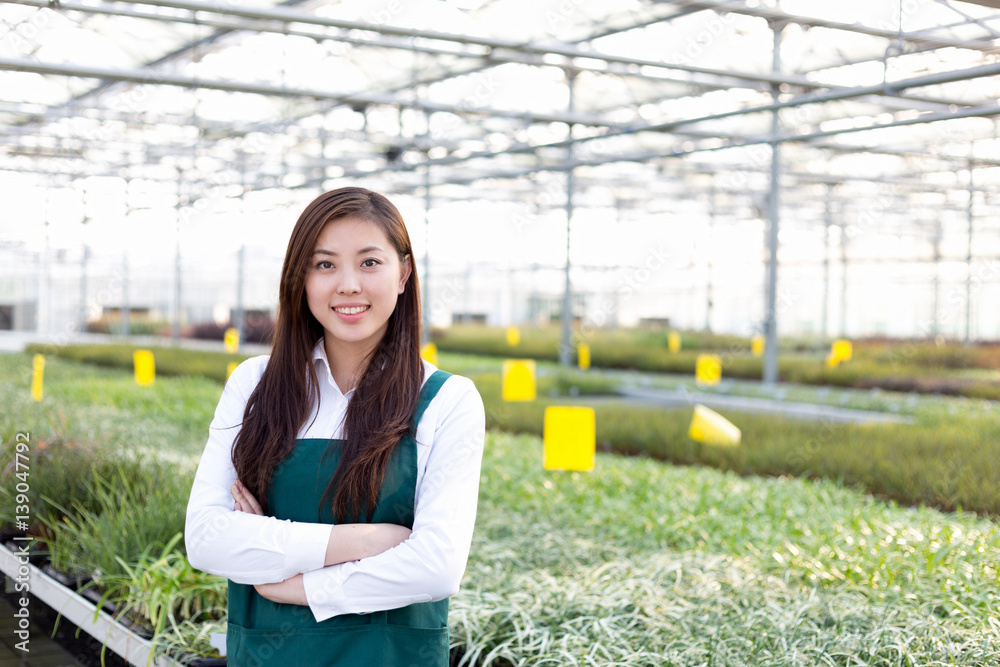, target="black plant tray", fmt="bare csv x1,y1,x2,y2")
0,528,28,543
4,539,49,565
78,586,156,640
41,563,92,590
186,658,227,666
